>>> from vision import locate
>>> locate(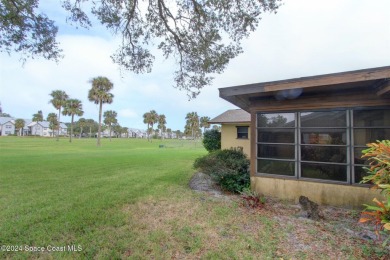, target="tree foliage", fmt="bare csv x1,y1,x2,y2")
1,0,281,97
202,129,221,152
0,0,63,61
